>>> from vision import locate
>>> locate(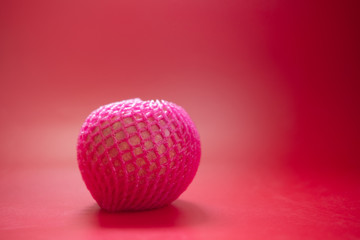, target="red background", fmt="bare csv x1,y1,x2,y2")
1,0,359,239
